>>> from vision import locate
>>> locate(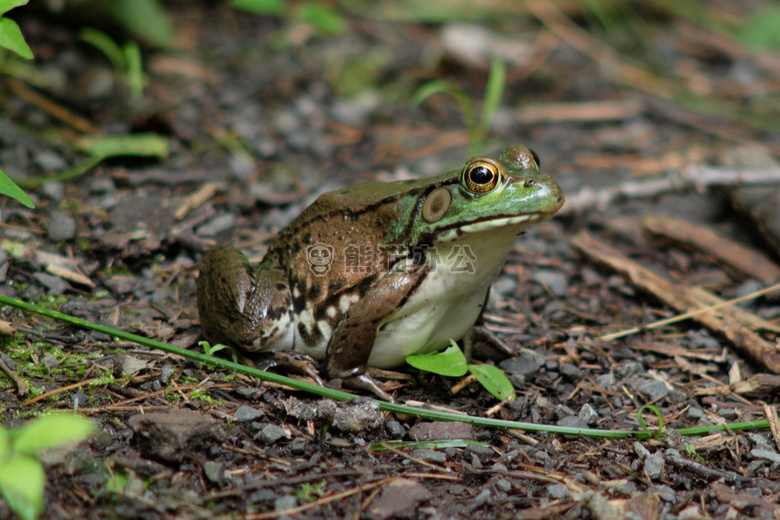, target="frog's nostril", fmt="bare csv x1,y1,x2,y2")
524,179,535,188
